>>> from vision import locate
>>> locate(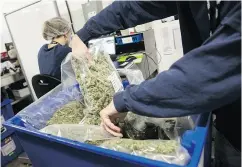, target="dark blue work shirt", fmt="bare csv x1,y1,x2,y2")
38,44,71,80
77,1,241,150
